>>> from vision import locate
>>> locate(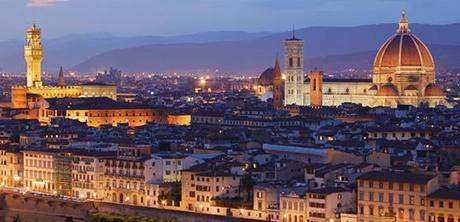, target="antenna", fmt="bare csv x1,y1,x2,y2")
292,24,296,39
